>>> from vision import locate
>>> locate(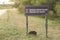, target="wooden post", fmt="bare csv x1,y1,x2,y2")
45,14,48,38
26,16,28,35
